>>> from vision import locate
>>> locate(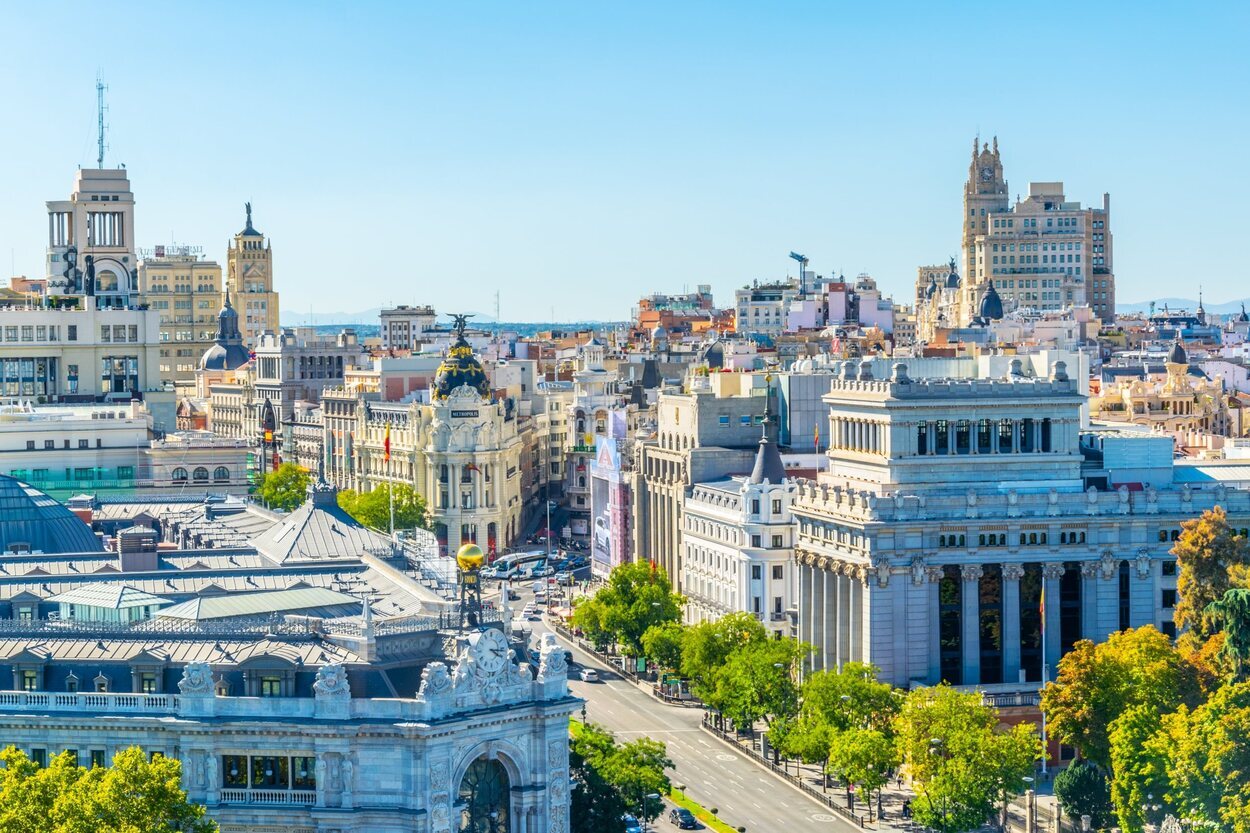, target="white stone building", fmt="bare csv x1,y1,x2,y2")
681,420,795,634
791,357,1243,697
